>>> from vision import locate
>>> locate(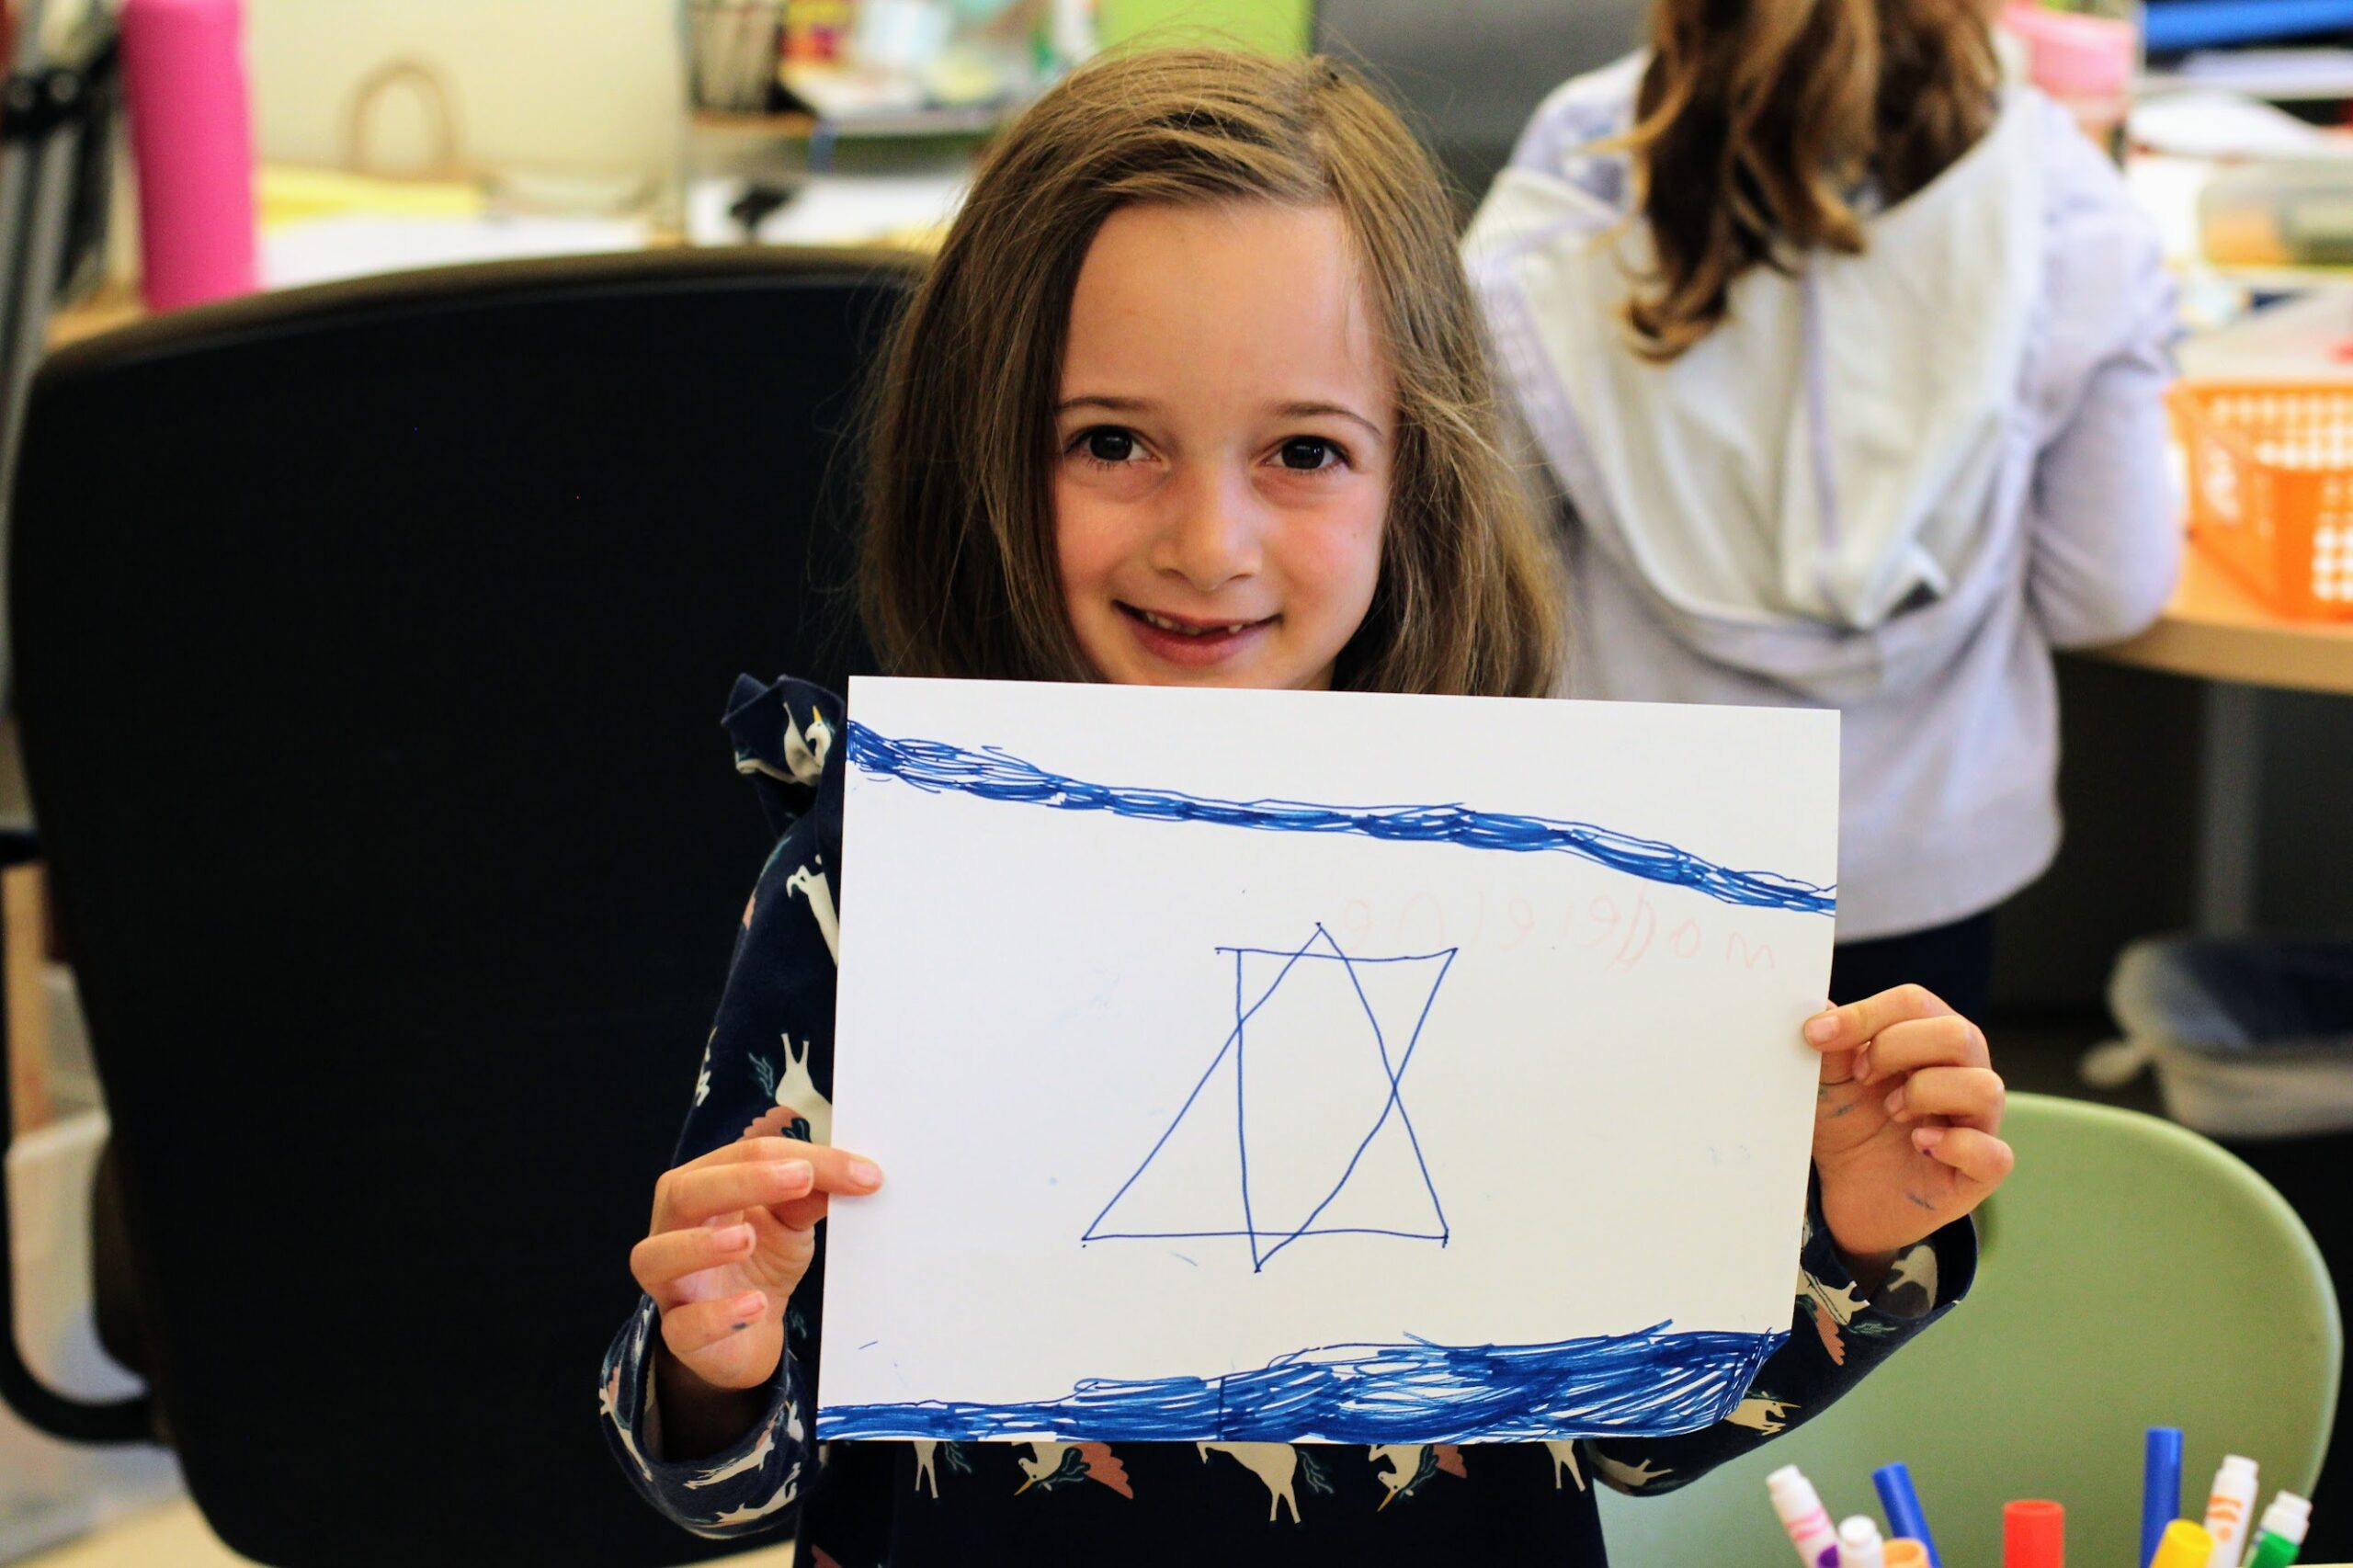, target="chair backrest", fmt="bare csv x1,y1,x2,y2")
7,246,919,1564
1598,1093,2343,1565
